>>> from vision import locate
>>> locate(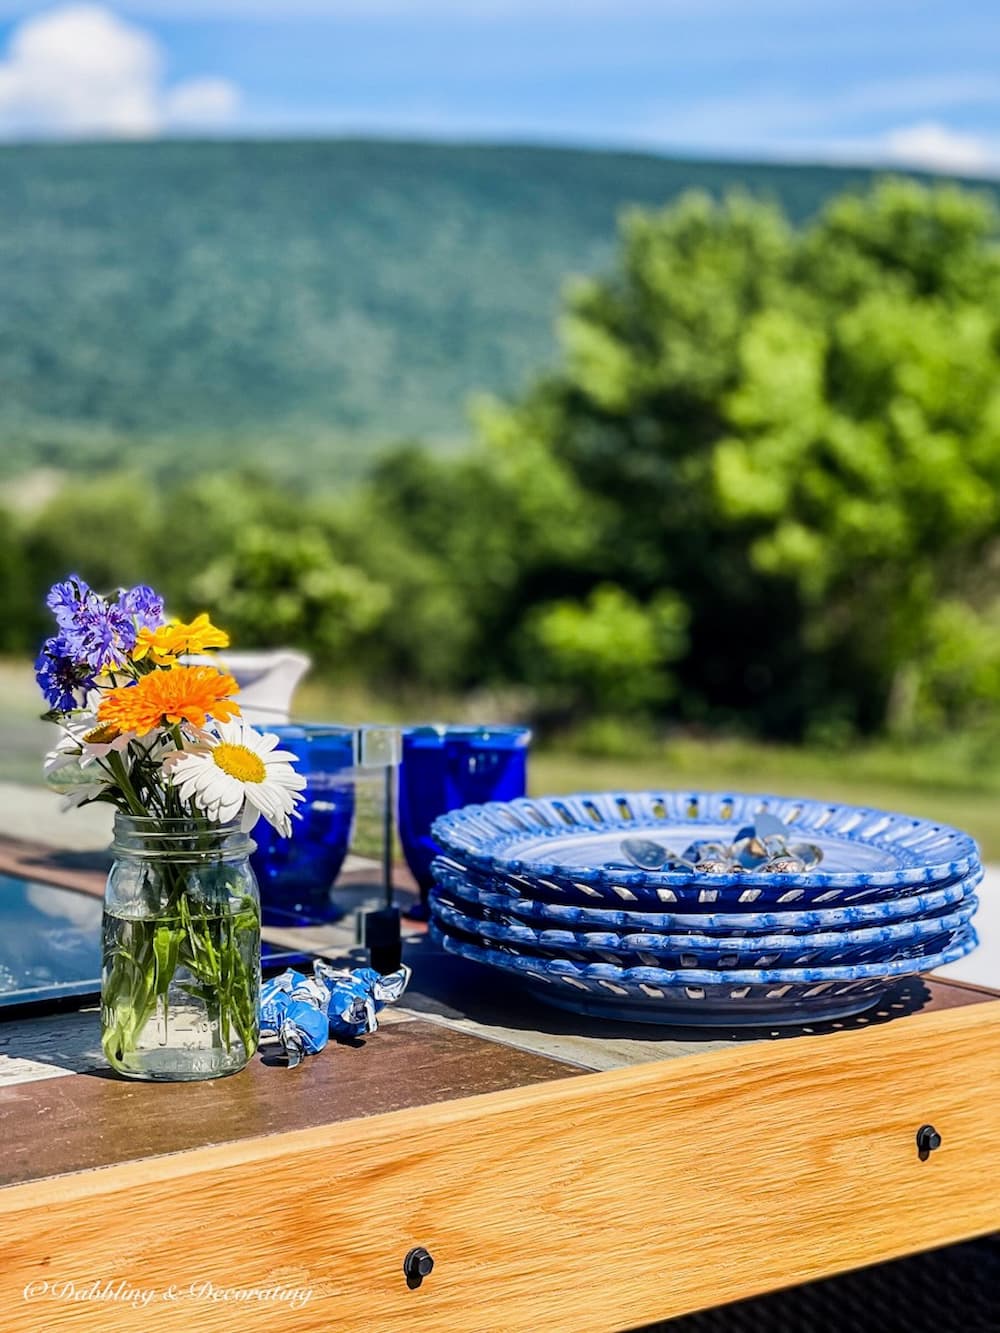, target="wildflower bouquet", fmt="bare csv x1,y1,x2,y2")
37,575,305,1080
